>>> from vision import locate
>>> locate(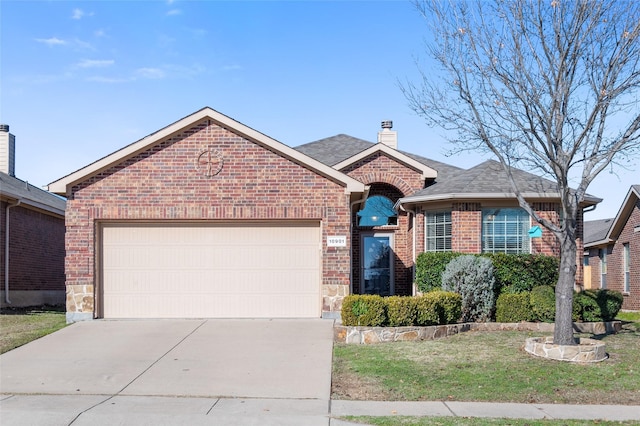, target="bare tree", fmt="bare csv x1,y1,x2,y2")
403,0,640,345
